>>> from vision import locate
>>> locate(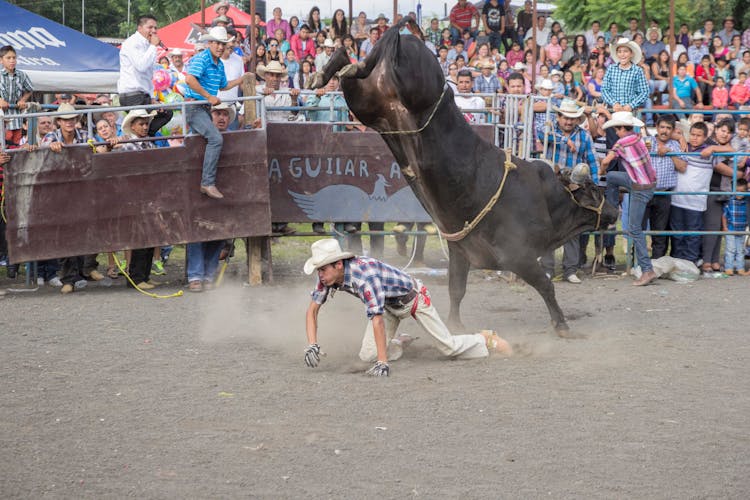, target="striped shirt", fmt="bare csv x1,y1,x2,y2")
450,3,479,29
601,63,650,110
183,49,228,100
723,197,747,231
311,257,416,319
672,143,715,211
539,122,599,180
611,133,657,185
648,137,682,189
0,67,33,130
